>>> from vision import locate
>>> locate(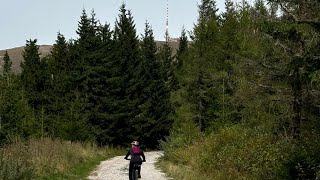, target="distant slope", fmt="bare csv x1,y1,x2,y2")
0,40,179,74
0,45,52,73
